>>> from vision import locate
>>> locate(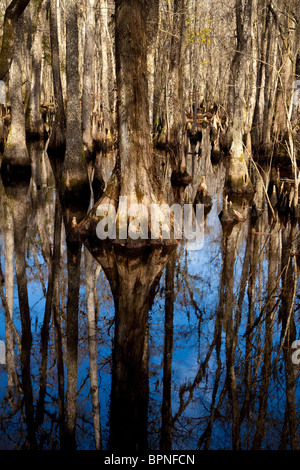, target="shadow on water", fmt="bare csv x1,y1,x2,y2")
0,141,299,450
